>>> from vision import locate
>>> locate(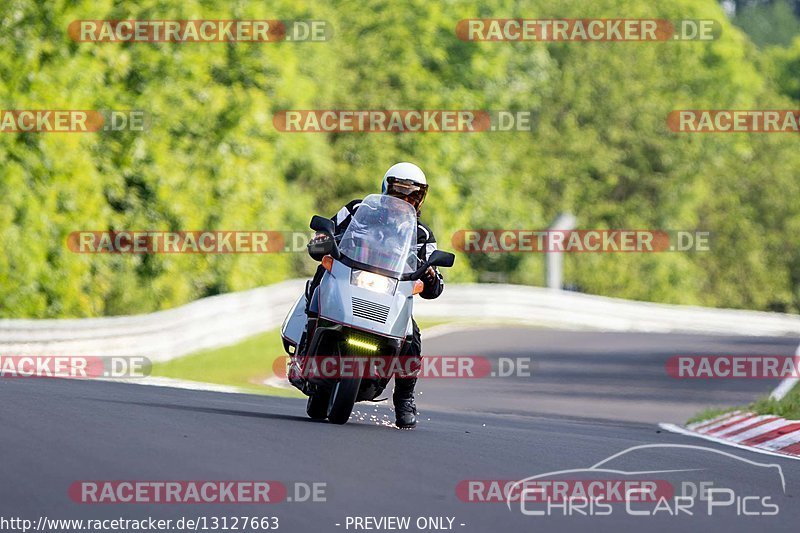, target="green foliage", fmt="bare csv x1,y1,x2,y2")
731,0,800,47
0,0,798,317
762,36,800,101
751,383,800,419
694,382,800,423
